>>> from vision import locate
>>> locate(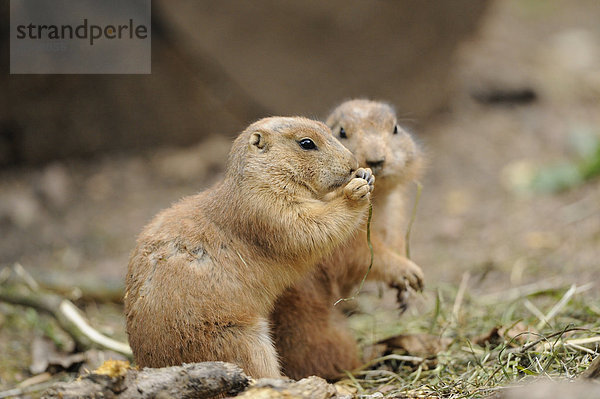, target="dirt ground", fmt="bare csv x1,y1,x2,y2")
415,0,600,289
1,0,599,393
